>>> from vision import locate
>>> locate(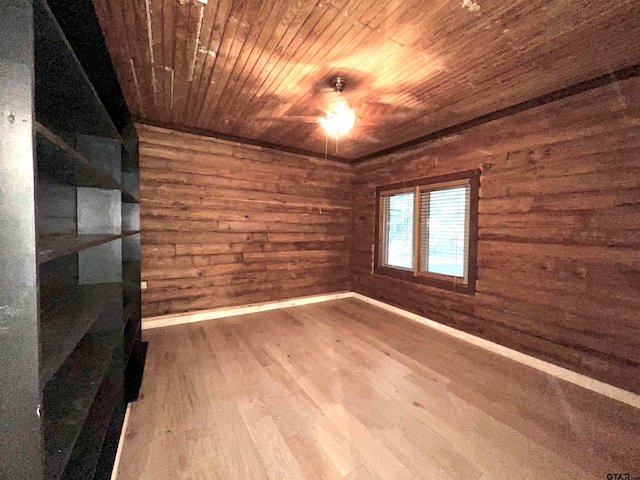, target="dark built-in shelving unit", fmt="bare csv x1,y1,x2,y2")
0,0,145,478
